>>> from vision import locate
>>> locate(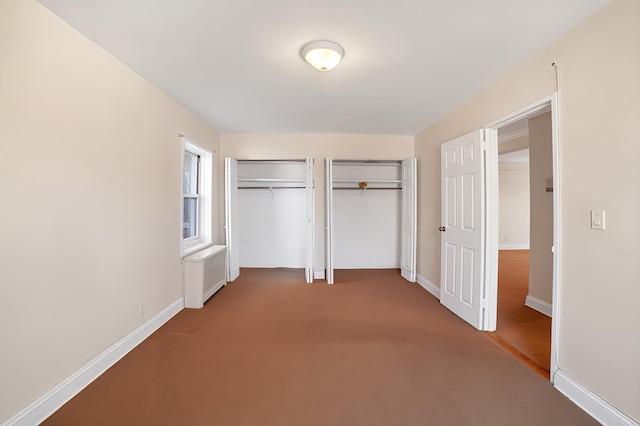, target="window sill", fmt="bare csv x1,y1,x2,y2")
182,242,214,258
